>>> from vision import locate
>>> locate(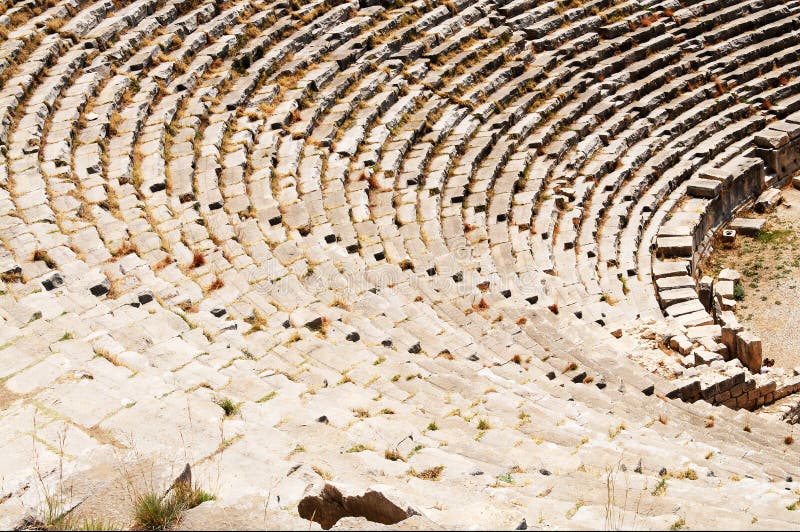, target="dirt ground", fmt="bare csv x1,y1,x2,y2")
701,184,800,370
